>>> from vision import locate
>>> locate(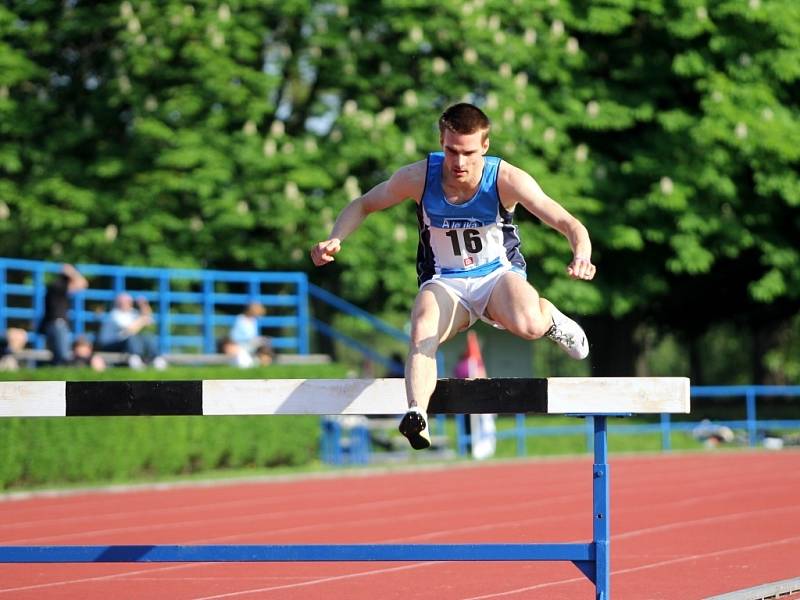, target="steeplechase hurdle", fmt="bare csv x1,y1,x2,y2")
0,377,690,599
